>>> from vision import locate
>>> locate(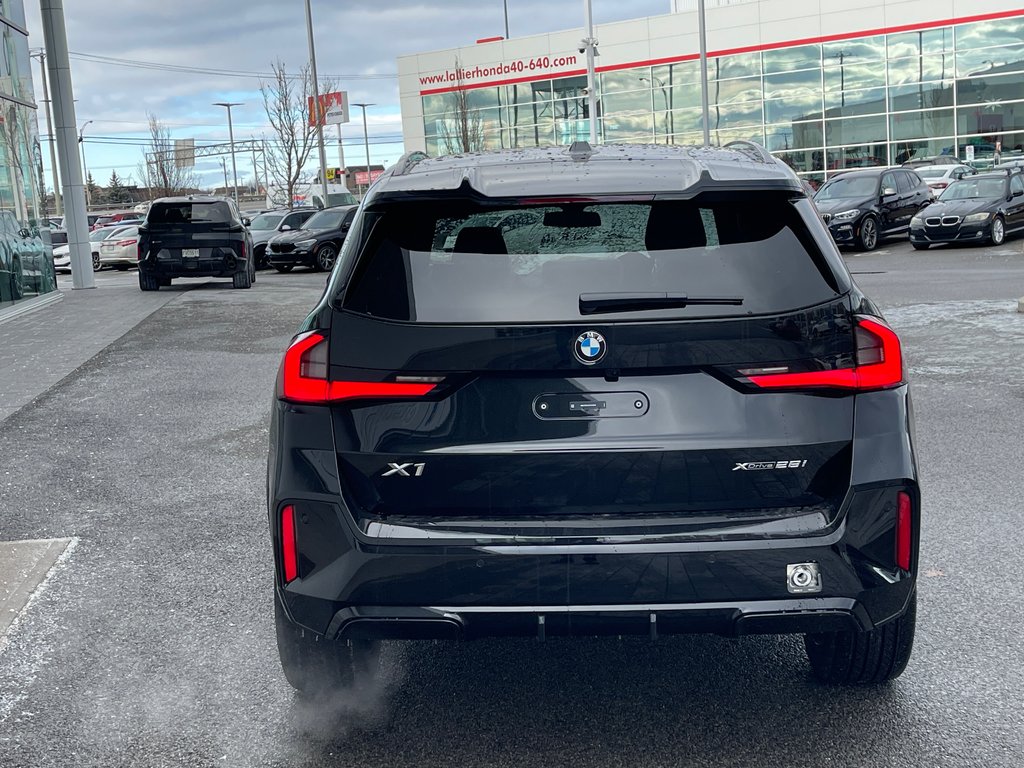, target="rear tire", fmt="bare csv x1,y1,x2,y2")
989,215,1005,246
232,264,252,289
856,215,879,251
804,592,916,685
138,272,160,291
92,252,101,270
273,264,294,273
274,598,380,695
